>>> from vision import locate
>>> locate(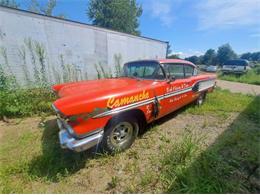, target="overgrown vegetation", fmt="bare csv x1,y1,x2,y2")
114,53,122,77
94,63,112,79
1,36,124,88
0,89,55,119
218,65,260,85
0,89,259,193
0,37,125,119
161,92,260,193
185,87,255,116
94,54,122,79
0,62,54,120
0,39,70,119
